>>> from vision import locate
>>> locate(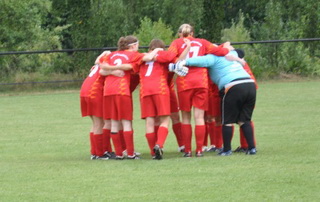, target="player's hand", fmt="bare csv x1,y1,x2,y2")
183,38,191,47
223,41,234,51
99,69,109,76
154,48,164,52
111,70,125,77
175,66,189,77
168,63,176,72
175,60,186,71
101,50,111,56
